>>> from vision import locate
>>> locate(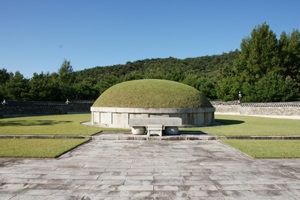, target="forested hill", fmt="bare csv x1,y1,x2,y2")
0,51,239,102
76,51,238,80
73,50,239,99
